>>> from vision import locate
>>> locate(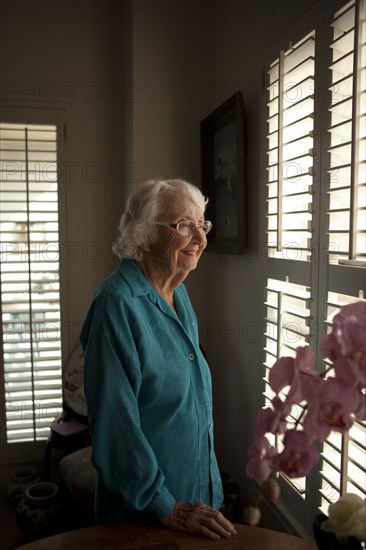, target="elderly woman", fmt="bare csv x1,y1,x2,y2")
80,179,236,540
